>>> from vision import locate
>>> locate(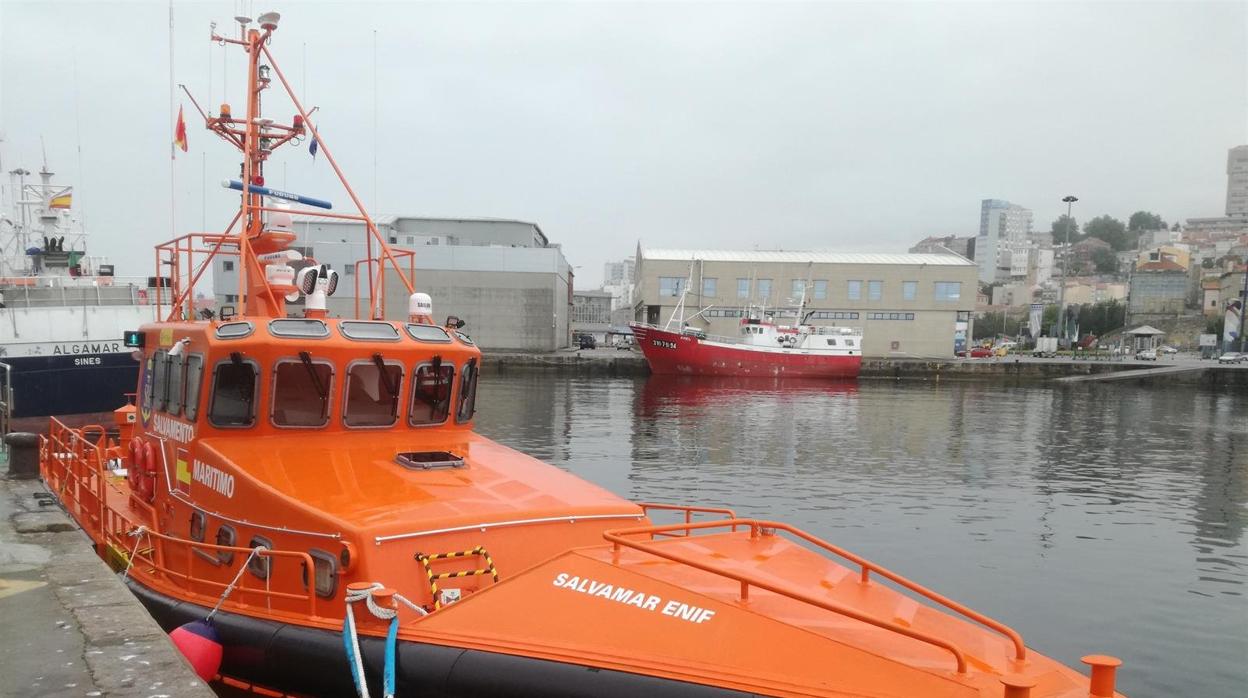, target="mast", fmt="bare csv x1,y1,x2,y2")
171,11,417,323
